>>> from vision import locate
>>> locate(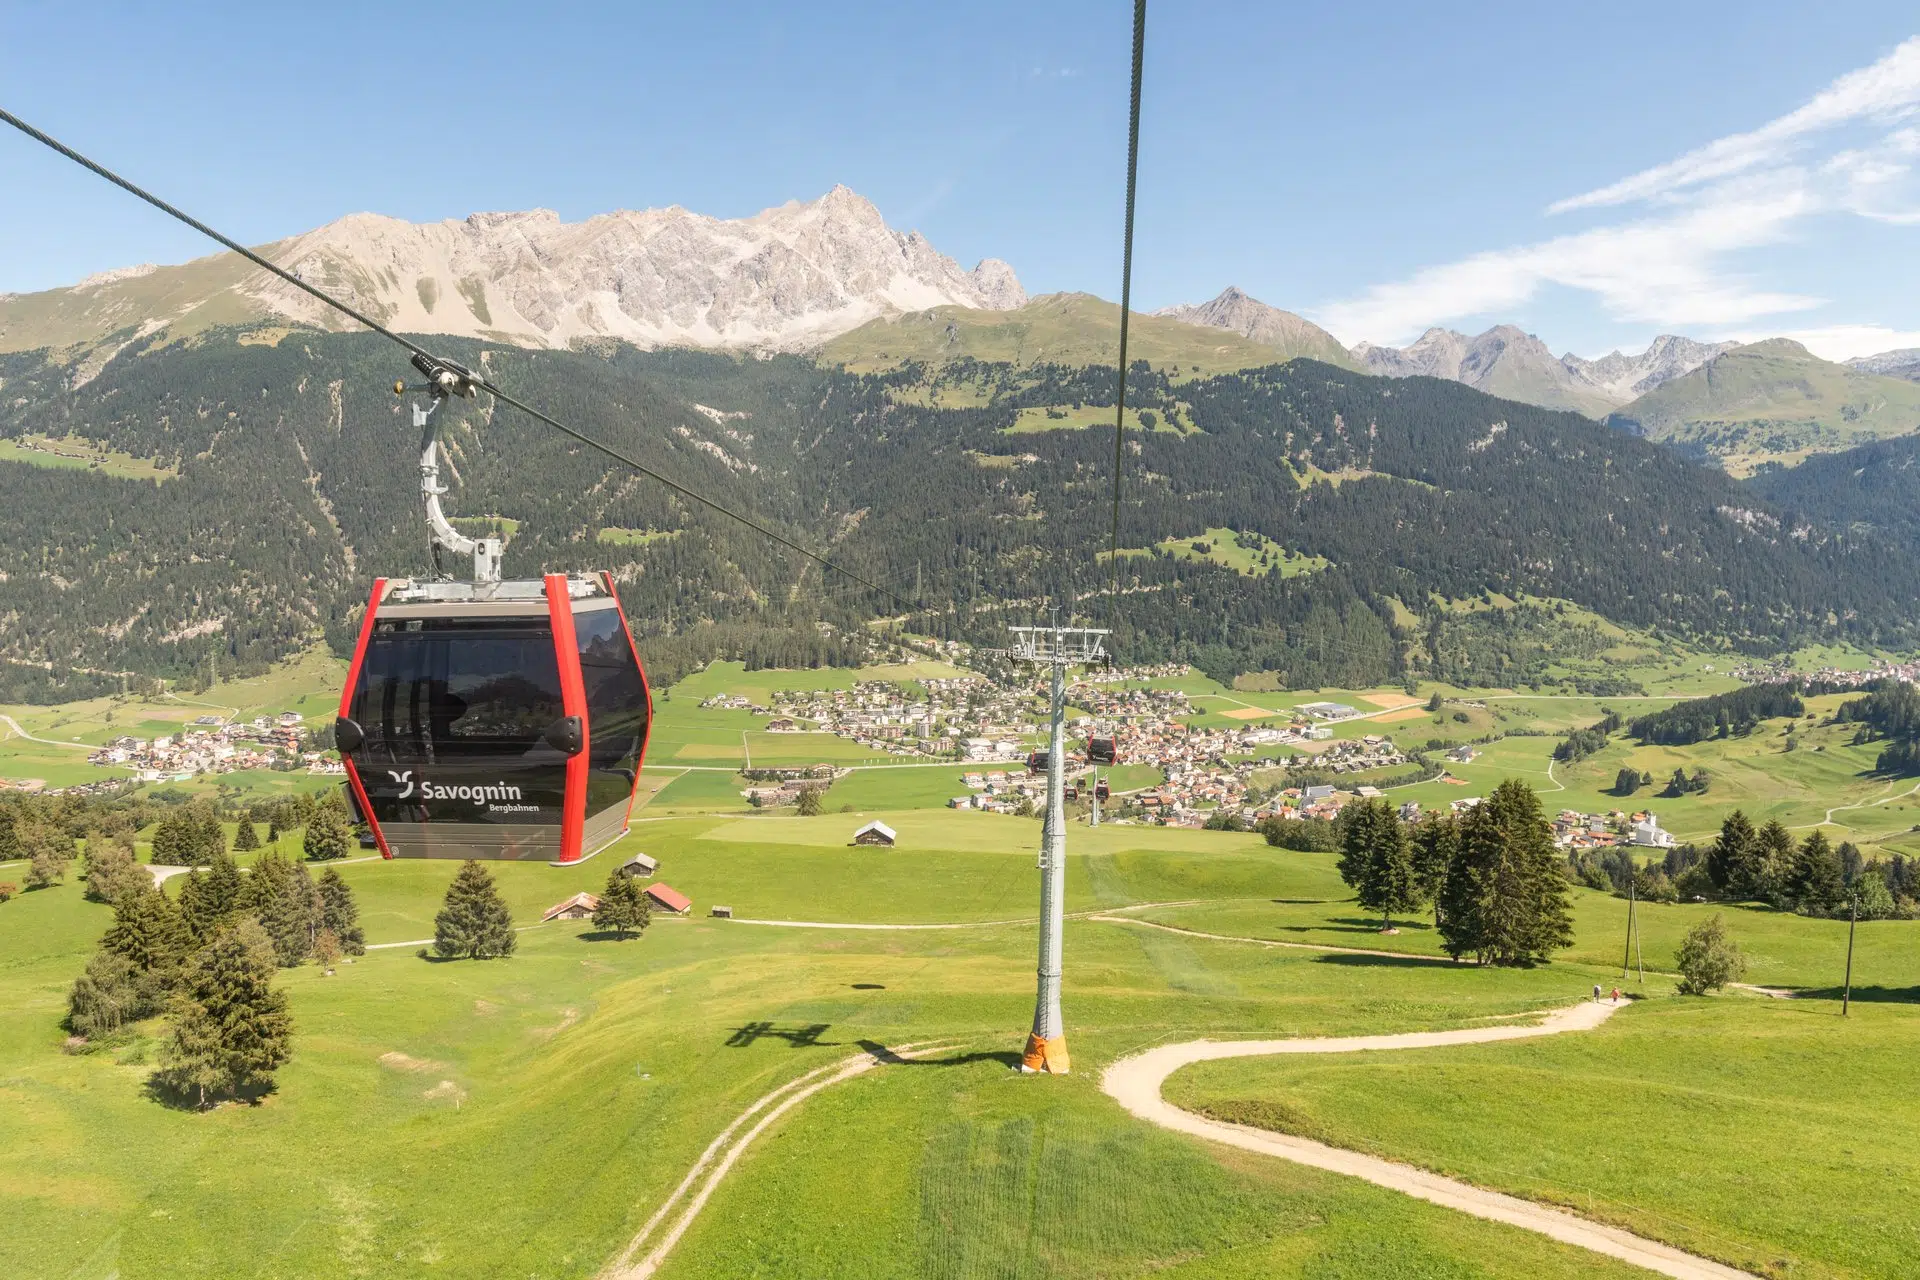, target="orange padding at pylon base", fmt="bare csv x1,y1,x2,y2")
1021,1033,1071,1074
